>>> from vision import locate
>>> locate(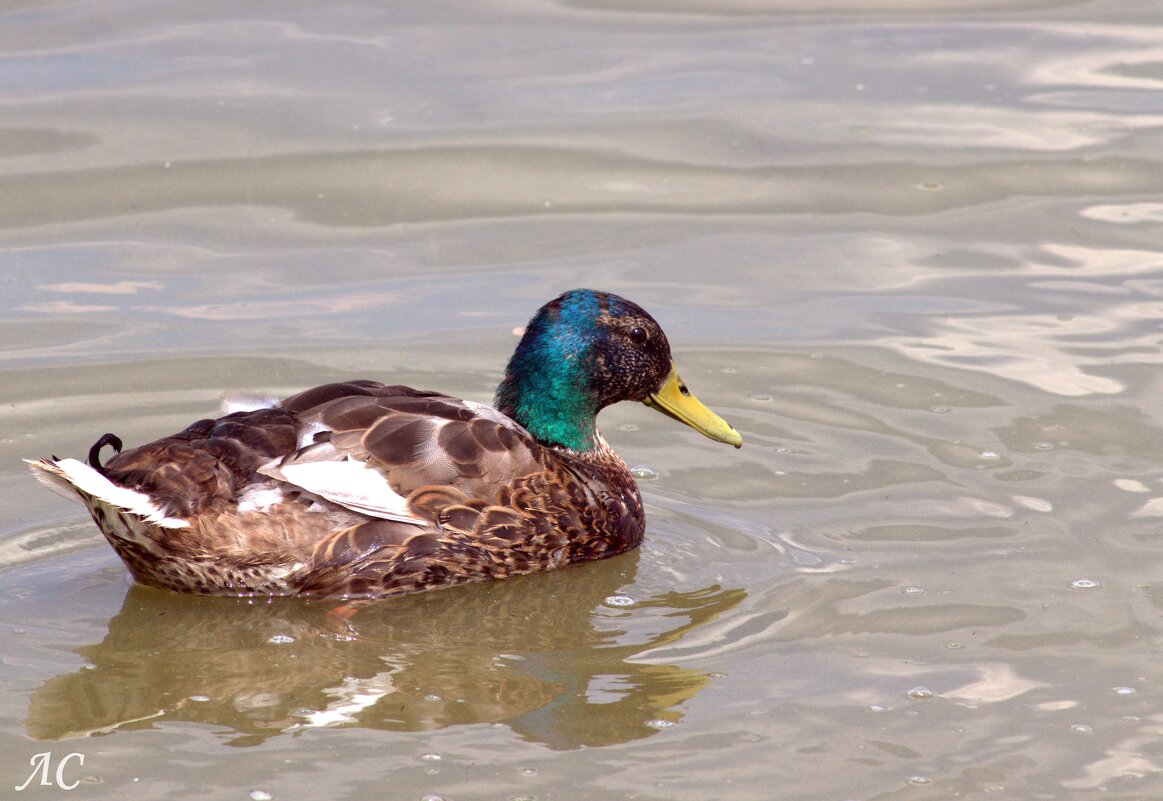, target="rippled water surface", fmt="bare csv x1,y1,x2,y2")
4,0,1163,798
